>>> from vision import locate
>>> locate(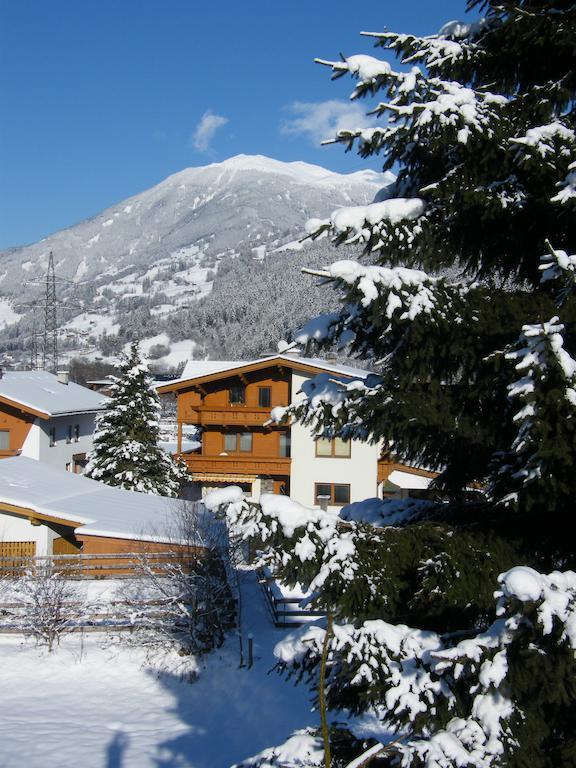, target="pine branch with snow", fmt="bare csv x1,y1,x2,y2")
213,3,576,766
